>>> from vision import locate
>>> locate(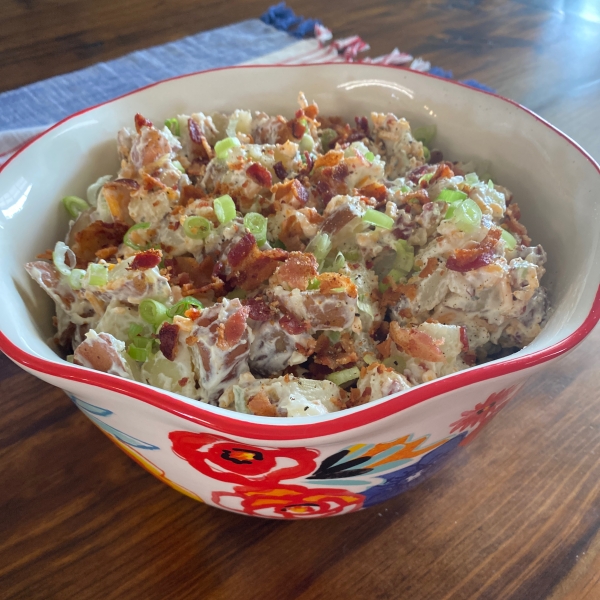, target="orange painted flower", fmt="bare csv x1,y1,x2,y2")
450,386,519,445
169,431,319,485
213,484,364,518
